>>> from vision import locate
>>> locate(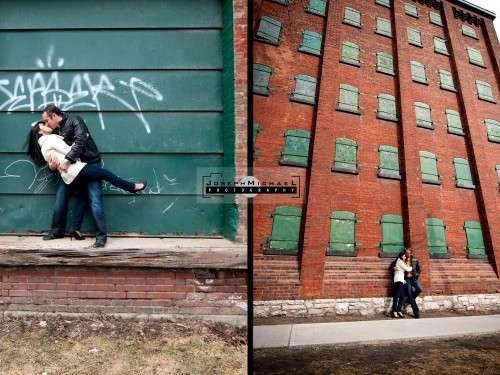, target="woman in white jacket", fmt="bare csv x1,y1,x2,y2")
25,121,147,195
392,252,412,318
